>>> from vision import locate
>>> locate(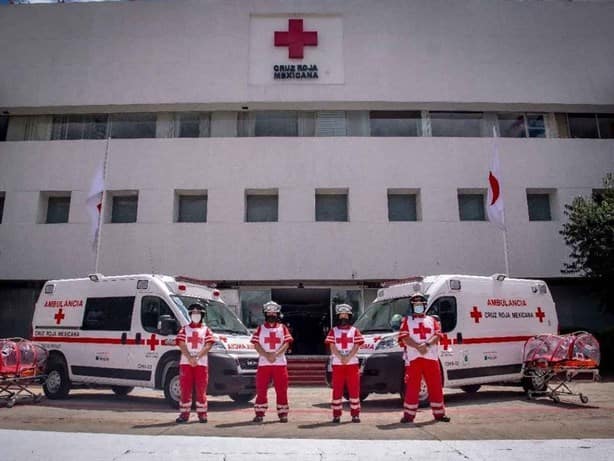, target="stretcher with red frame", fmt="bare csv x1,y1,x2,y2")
0,337,48,407
522,331,600,404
